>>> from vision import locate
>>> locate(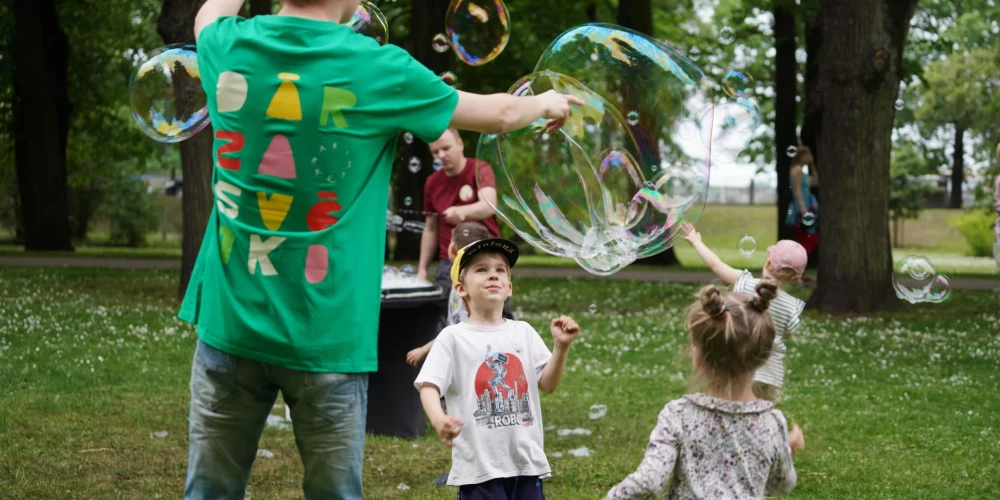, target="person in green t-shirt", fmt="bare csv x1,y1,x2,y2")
181,0,582,498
